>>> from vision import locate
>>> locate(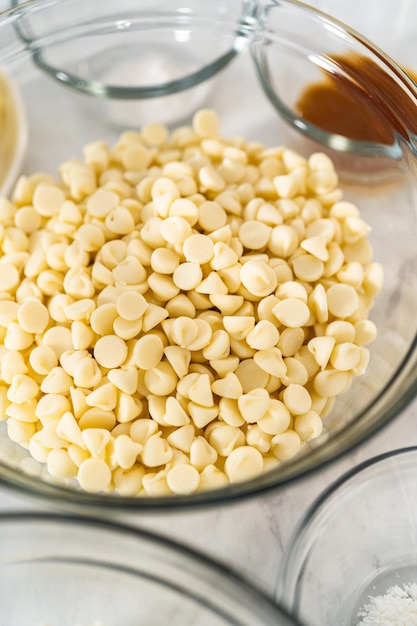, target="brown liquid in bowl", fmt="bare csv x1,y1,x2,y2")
296,53,417,145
